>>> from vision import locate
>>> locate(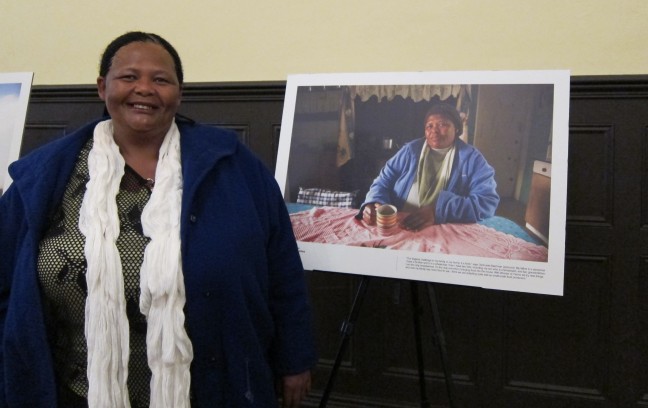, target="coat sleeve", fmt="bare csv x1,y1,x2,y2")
0,185,28,407
261,169,318,376
362,145,415,211
435,148,500,224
